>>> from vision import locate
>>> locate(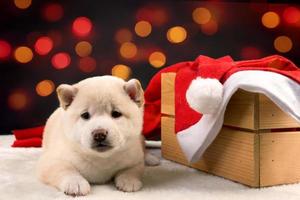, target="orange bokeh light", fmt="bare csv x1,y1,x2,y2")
111,64,131,80
135,21,152,37
115,28,132,44
149,51,166,68
14,46,33,63
261,11,280,28
72,17,92,37
8,90,28,110
120,42,137,59
51,52,71,69
274,36,293,53
75,41,92,57
192,7,212,25
36,80,55,97
34,36,53,55
42,3,64,22
79,57,96,73
167,26,187,43
14,0,31,9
